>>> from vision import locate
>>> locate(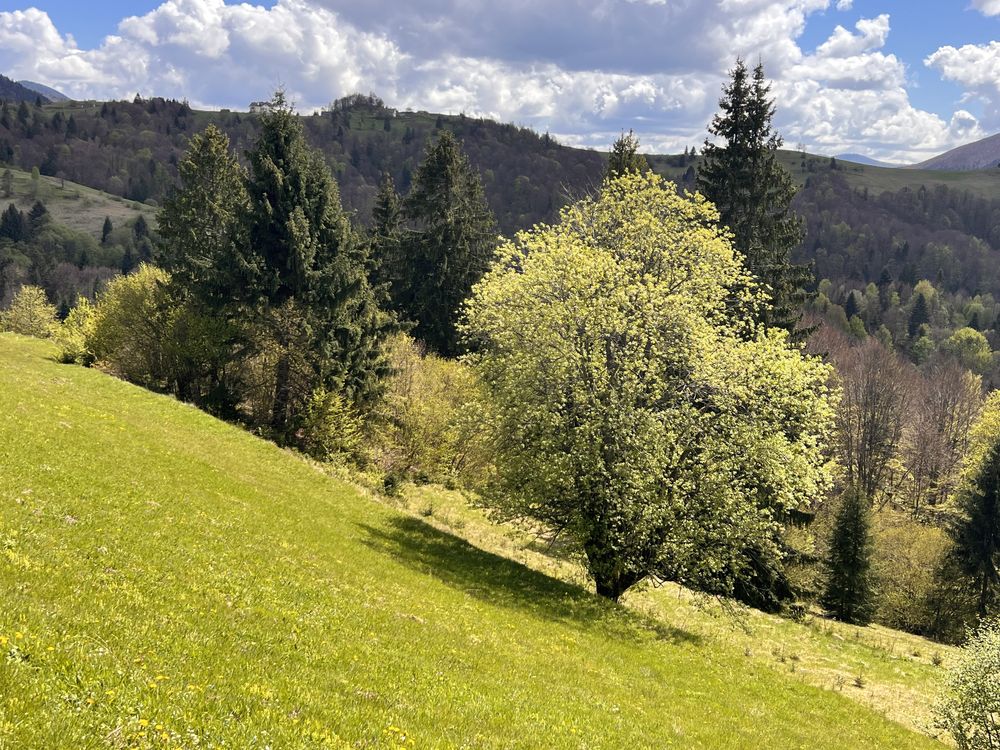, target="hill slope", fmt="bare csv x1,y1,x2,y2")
0,334,942,749
18,81,69,102
916,132,1000,171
